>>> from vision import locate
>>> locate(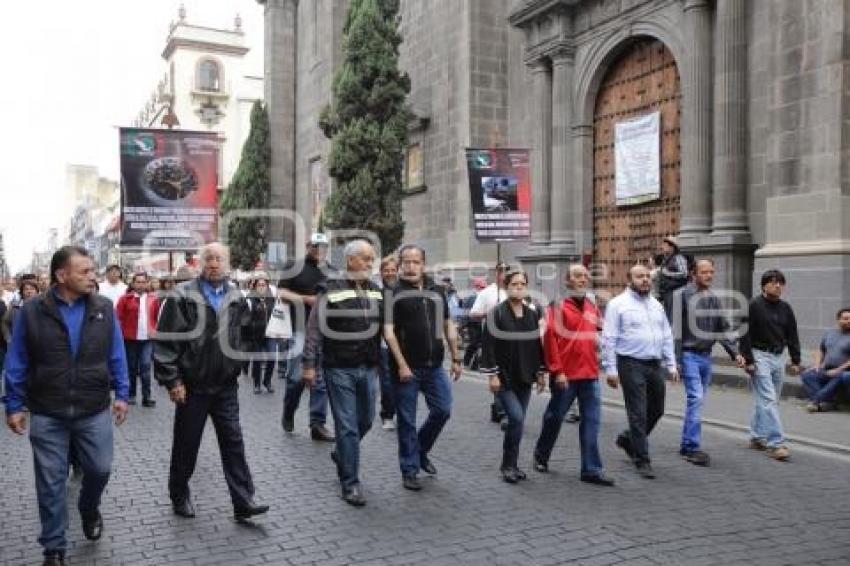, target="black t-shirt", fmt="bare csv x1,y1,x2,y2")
389,277,451,369
278,257,334,331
